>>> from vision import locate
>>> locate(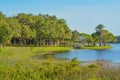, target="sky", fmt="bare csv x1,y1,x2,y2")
0,0,120,35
